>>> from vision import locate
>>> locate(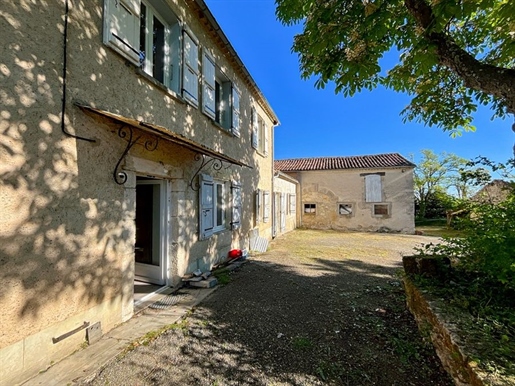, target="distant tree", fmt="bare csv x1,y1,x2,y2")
414,149,467,218
415,189,457,219
451,167,491,199
276,0,515,136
